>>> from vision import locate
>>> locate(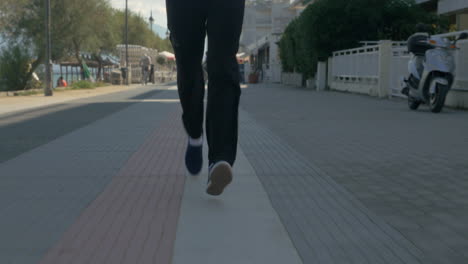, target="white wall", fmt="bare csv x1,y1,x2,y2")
271,1,296,34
